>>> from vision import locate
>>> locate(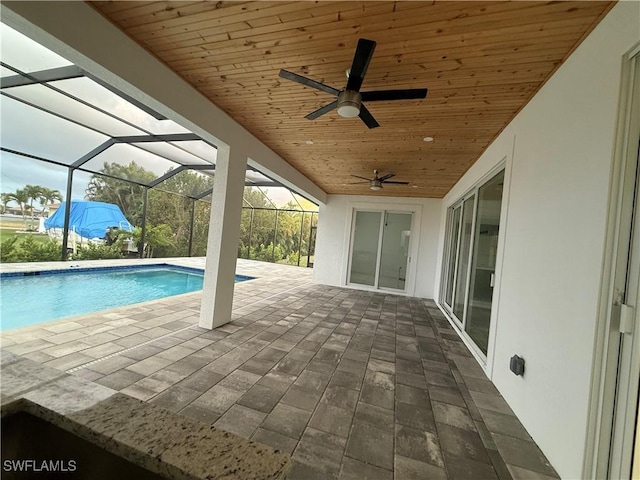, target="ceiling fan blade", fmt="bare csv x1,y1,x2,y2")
305,100,338,120
358,104,380,129
279,69,340,96
381,180,410,185
346,39,376,92
350,175,373,181
348,181,371,184
361,88,428,102
378,173,396,181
